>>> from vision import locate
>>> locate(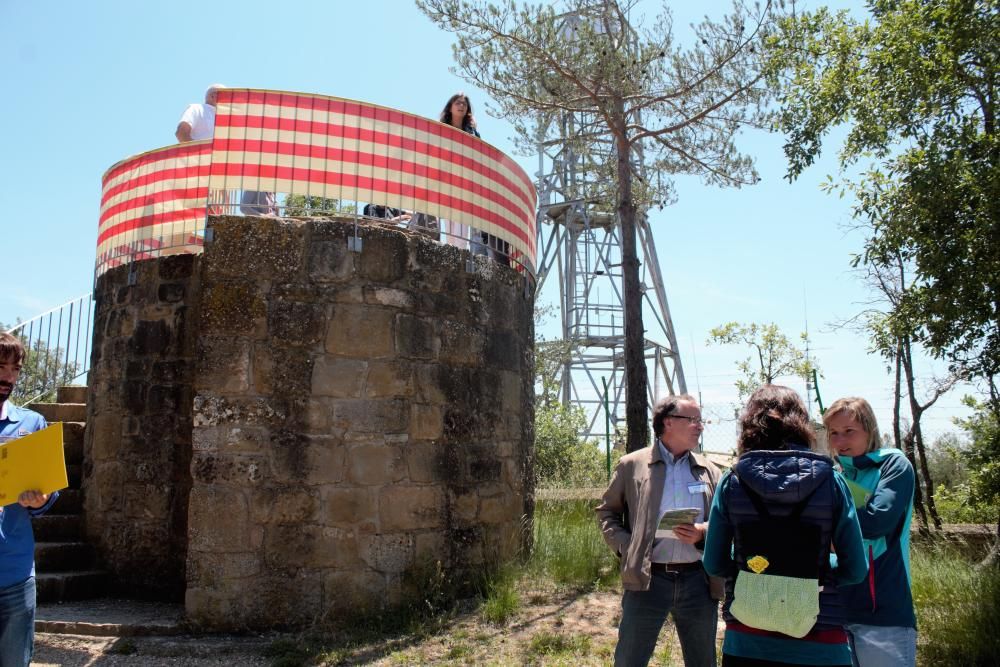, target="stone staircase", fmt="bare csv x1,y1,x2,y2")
29,386,109,602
